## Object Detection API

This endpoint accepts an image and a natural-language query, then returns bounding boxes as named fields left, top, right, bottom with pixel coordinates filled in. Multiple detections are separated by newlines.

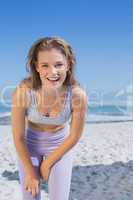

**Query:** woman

left=11, top=36, right=88, bottom=200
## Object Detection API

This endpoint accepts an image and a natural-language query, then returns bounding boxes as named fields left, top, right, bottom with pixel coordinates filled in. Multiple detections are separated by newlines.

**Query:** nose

left=49, top=65, right=58, bottom=74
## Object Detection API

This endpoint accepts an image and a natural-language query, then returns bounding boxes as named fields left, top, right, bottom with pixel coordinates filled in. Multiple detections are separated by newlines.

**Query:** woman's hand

left=40, top=160, right=51, bottom=182
left=24, top=171, right=40, bottom=198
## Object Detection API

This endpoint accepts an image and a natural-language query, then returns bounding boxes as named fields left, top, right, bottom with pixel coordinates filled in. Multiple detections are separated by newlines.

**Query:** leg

left=17, top=155, right=42, bottom=200
left=47, top=147, right=75, bottom=200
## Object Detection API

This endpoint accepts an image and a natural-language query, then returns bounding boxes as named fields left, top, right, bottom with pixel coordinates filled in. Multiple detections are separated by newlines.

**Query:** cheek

left=60, top=71, right=68, bottom=81
left=38, top=69, right=47, bottom=77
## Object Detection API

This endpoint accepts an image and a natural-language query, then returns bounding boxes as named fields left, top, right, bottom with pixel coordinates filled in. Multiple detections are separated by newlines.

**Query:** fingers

left=25, top=183, right=40, bottom=198
left=25, top=187, right=39, bottom=198
left=27, top=187, right=31, bottom=193
left=31, top=188, right=36, bottom=198
left=35, top=183, right=39, bottom=194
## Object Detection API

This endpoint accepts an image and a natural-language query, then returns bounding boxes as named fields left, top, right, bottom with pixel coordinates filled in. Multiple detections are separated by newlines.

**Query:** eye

left=55, top=63, right=63, bottom=68
left=42, top=64, right=48, bottom=68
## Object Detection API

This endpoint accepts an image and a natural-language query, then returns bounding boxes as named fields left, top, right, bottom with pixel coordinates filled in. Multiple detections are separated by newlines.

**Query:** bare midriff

left=26, top=119, right=67, bottom=134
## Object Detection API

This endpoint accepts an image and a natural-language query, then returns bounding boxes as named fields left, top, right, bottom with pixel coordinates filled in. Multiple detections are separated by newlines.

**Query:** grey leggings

left=17, top=124, right=75, bottom=200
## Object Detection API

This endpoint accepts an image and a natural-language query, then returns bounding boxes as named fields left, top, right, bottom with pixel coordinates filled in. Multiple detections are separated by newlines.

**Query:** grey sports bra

left=25, top=85, right=72, bottom=125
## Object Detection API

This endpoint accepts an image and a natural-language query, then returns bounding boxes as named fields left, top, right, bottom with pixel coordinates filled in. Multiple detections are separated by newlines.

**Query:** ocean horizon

left=1, top=102, right=133, bottom=125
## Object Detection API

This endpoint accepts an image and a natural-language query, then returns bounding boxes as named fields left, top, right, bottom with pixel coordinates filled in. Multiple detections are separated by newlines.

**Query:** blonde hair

left=22, top=36, right=80, bottom=90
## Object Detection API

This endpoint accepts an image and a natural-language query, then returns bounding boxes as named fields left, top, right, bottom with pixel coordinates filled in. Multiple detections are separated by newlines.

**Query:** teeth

left=47, top=77, right=59, bottom=80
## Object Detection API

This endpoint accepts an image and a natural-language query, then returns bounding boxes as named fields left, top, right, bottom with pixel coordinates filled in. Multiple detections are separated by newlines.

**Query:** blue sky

left=0, top=0, right=133, bottom=94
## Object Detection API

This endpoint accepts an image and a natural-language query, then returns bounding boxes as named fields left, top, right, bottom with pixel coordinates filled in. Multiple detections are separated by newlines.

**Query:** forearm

left=45, top=135, right=77, bottom=168
left=13, top=138, right=35, bottom=174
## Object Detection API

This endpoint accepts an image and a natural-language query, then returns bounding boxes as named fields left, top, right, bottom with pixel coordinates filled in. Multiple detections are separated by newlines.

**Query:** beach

left=0, top=121, right=133, bottom=200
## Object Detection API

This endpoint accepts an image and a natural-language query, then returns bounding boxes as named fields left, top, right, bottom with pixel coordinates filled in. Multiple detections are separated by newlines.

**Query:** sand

left=0, top=121, right=133, bottom=200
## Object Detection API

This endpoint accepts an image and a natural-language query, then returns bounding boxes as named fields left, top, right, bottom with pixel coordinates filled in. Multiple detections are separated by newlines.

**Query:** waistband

left=25, top=123, right=70, bottom=139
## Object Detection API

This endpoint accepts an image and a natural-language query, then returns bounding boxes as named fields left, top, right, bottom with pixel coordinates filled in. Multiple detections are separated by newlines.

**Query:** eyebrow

left=40, top=61, right=64, bottom=64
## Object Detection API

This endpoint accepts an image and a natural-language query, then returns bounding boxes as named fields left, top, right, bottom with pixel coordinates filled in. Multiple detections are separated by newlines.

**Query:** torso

left=26, top=119, right=67, bottom=133
left=25, top=85, right=72, bottom=134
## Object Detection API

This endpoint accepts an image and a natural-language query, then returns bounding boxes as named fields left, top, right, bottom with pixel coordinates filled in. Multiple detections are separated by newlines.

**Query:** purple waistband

left=25, top=124, right=70, bottom=140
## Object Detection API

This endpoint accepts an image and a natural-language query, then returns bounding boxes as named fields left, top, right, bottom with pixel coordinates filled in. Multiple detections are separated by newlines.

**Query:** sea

left=0, top=102, right=133, bottom=125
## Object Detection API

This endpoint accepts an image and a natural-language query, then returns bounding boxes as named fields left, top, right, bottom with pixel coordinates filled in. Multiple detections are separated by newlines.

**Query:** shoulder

left=71, top=85, right=88, bottom=112
left=71, top=85, right=87, bottom=97
left=12, top=81, right=30, bottom=98
left=19, top=77, right=32, bottom=90
left=13, top=78, right=32, bottom=95
left=12, top=79, right=32, bottom=108
left=71, top=85, right=88, bottom=102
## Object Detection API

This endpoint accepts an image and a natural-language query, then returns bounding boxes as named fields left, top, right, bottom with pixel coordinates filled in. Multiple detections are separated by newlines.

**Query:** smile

left=47, top=76, right=60, bottom=82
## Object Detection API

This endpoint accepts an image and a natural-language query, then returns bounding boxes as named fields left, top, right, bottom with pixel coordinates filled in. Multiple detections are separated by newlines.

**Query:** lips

left=47, top=76, right=60, bottom=82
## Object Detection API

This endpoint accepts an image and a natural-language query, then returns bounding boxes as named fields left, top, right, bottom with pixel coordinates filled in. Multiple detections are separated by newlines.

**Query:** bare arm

left=11, top=84, right=35, bottom=175
left=44, top=87, right=88, bottom=168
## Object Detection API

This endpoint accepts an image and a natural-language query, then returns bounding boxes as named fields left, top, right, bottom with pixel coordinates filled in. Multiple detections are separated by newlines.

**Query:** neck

left=40, top=85, right=66, bottom=97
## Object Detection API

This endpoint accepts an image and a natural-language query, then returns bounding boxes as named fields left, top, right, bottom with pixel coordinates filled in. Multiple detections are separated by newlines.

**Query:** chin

left=42, top=81, right=63, bottom=89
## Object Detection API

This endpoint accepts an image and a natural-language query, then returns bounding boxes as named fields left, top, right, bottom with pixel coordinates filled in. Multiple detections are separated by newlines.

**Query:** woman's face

left=36, top=48, right=69, bottom=89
